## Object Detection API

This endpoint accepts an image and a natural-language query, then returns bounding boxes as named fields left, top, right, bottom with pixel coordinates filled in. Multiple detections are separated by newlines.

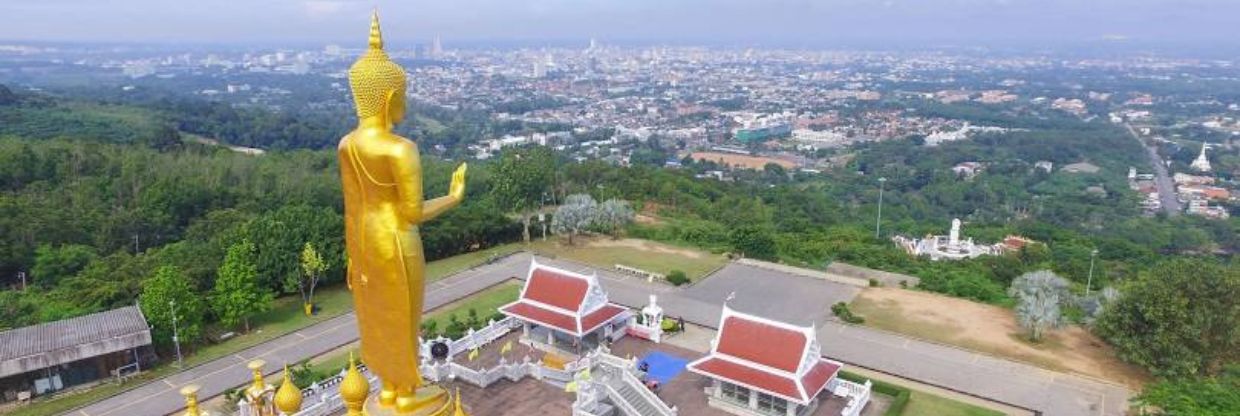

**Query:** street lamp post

left=875, top=177, right=887, bottom=239
left=169, top=300, right=183, bottom=368
left=1086, top=249, right=1099, bottom=296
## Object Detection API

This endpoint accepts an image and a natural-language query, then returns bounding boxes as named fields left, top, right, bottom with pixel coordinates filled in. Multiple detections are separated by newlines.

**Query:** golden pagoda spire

left=245, top=359, right=268, bottom=399
left=368, top=10, right=383, bottom=50
left=180, top=384, right=203, bottom=416
left=339, top=352, right=369, bottom=416
left=452, top=387, right=469, bottom=416
left=274, top=365, right=303, bottom=415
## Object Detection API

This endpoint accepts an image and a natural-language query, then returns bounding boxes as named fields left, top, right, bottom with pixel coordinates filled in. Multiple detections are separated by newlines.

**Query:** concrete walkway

left=71, top=253, right=1130, bottom=416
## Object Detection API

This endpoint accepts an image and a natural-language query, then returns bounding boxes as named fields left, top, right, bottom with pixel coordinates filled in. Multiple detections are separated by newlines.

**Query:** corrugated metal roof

left=0, top=305, right=151, bottom=377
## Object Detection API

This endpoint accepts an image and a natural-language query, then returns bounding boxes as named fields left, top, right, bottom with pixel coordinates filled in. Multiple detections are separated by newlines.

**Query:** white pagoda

left=1190, top=143, right=1212, bottom=172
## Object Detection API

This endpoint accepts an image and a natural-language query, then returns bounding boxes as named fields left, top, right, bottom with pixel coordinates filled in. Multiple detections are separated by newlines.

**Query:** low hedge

left=838, top=371, right=911, bottom=416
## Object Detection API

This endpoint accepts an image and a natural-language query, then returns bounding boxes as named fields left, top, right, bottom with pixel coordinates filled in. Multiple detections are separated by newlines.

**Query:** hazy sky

left=1, top=0, right=1237, bottom=48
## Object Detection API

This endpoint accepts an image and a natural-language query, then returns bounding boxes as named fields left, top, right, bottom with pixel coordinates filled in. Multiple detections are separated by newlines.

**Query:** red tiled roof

left=581, top=304, right=627, bottom=335
left=717, top=316, right=806, bottom=373
left=688, top=308, right=843, bottom=405
left=689, top=357, right=803, bottom=403
left=501, top=301, right=578, bottom=334
left=800, top=360, right=841, bottom=401
left=524, top=267, right=589, bottom=312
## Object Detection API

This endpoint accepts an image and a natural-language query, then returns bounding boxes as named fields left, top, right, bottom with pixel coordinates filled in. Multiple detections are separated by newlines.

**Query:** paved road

left=75, top=253, right=1129, bottom=416
left=1127, top=123, right=1181, bottom=215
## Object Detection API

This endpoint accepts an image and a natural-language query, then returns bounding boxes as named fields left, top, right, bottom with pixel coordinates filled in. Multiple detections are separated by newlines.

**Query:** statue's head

left=349, top=12, right=407, bottom=125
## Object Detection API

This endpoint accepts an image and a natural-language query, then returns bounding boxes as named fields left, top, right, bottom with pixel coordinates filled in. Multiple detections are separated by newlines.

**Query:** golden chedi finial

left=180, top=384, right=203, bottom=416
left=453, top=387, right=469, bottom=416
left=340, top=352, right=369, bottom=416
left=349, top=9, right=407, bottom=120
left=245, top=359, right=268, bottom=399
left=274, top=365, right=303, bottom=415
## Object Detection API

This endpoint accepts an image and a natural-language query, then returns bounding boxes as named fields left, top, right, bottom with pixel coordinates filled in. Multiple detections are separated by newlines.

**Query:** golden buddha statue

left=338, top=11, right=467, bottom=415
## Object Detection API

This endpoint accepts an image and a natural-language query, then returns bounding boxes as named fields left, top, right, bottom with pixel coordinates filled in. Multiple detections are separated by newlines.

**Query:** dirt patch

left=851, top=287, right=1149, bottom=389
left=689, top=151, right=797, bottom=170
left=586, top=237, right=705, bottom=259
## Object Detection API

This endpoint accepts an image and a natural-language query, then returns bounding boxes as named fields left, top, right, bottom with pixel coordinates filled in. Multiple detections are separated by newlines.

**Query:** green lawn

left=426, top=243, right=523, bottom=282
left=9, top=244, right=522, bottom=416
left=422, top=281, right=521, bottom=335
left=902, top=391, right=1005, bottom=416
left=529, top=237, right=726, bottom=281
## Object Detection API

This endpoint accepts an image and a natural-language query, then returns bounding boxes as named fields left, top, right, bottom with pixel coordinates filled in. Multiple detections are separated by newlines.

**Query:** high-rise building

left=431, top=35, right=443, bottom=57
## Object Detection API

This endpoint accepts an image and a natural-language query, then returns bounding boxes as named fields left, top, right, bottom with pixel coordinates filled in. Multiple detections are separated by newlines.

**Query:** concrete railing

left=827, top=378, right=873, bottom=416
left=614, top=264, right=665, bottom=282
left=420, top=316, right=518, bottom=359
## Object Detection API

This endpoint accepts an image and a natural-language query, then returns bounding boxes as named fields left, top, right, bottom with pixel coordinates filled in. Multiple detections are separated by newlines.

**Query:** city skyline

left=1, top=0, right=1237, bottom=49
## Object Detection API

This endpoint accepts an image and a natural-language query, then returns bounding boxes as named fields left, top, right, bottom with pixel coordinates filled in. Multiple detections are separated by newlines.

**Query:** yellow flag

left=564, top=381, right=578, bottom=393
left=468, top=347, right=479, bottom=362
left=500, top=340, right=513, bottom=355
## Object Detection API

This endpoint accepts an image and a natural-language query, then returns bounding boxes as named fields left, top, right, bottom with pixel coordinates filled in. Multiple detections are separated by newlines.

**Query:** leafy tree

left=596, top=198, right=635, bottom=238
left=211, top=240, right=272, bottom=332
left=1133, top=365, right=1240, bottom=416
left=296, top=242, right=327, bottom=316
left=142, top=124, right=183, bottom=152
left=246, top=205, right=344, bottom=295
left=139, top=265, right=205, bottom=347
left=1009, top=270, right=1069, bottom=342
left=551, top=194, right=598, bottom=245
left=729, top=225, right=777, bottom=260
left=30, top=244, right=97, bottom=288
left=1096, top=259, right=1240, bottom=378
left=490, top=147, right=554, bottom=243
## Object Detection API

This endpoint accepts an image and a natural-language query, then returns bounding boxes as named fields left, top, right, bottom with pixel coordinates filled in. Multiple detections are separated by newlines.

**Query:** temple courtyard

left=446, top=329, right=890, bottom=416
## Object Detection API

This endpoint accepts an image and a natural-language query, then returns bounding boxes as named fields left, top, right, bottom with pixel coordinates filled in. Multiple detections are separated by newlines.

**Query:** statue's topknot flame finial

left=348, top=9, right=406, bottom=119
left=368, top=10, right=383, bottom=50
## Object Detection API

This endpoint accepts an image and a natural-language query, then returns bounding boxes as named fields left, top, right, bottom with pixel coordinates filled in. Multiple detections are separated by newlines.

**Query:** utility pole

left=875, top=177, right=887, bottom=239
left=169, top=300, right=183, bottom=368
left=1086, top=249, right=1098, bottom=296
left=18, top=271, right=26, bottom=291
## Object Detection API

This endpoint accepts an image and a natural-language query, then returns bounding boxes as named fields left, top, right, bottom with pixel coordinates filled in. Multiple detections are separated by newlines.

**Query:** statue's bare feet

left=379, top=382, right=397, bottom=407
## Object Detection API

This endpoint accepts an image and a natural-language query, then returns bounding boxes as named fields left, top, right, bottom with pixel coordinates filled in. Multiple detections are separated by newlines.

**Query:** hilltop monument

left=337, top=11, right=468, bottom=415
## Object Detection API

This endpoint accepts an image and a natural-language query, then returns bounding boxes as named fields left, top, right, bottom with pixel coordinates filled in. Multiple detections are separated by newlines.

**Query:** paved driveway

left=680, top=263, right=861, bottom=326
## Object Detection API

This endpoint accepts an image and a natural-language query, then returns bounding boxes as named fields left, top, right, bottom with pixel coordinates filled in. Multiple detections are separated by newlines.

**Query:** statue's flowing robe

left=338, top=133, right=425, bottom=389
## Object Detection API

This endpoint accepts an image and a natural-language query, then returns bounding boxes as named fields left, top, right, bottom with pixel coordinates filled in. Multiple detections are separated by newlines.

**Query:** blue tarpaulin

left=639, top=351, right=688, bottom=385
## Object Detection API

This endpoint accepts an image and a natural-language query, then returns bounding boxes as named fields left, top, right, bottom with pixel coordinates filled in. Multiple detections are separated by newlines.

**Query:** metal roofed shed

left=0, top=305, right=152, bottom=404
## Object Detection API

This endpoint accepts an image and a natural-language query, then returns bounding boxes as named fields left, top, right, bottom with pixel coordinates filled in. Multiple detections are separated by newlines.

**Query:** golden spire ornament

left=339, top=352, right=369, bottom=416
left=180, top=384, right=205, bottom=416
left=274, top=365, right=303, bottom=415
left=245, top=359, right=269, bottom=399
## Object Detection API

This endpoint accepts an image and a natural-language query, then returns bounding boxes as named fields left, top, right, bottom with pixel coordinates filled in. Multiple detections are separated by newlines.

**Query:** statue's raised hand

left=449, top=163, right=467, bottom=200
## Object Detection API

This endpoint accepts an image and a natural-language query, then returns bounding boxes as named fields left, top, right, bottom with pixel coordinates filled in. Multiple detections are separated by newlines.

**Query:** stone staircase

left=609, top=376, right=660, bottom=416
left=595, top=357, right=676, bottom=416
